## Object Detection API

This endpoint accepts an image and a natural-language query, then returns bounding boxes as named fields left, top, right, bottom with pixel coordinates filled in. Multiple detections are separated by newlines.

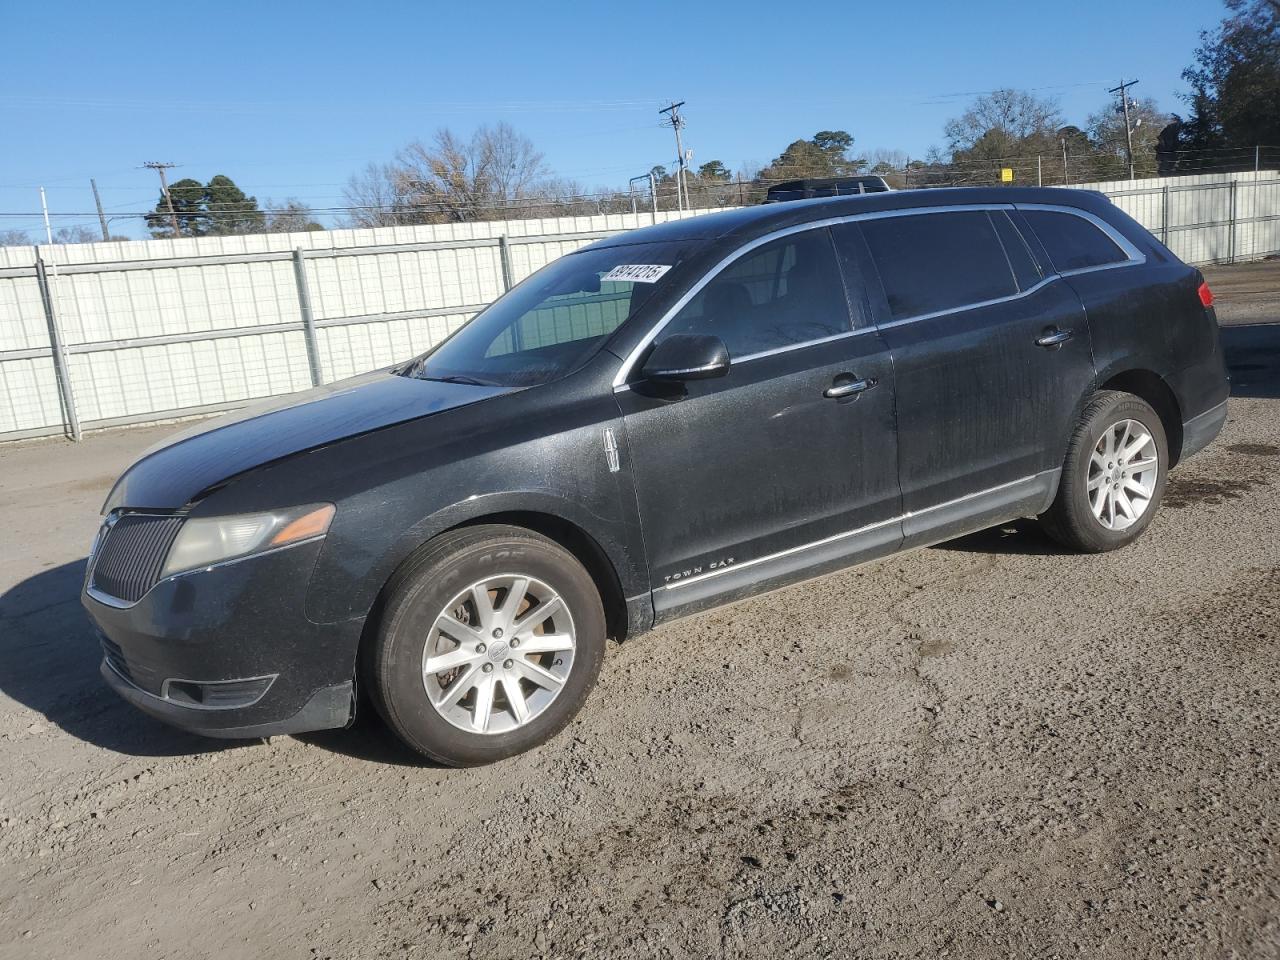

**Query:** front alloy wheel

left=369, top=524, right=605, bottom=766
left=423, top=574, right=576, bottom=734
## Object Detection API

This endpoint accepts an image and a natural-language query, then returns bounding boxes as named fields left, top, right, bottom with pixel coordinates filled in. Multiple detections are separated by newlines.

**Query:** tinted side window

left=858, top=211, right=1017, bottom=320
left=990, top=210, right=1043, bottom=291
left=1020, top=210, right=1128, bottom=272
left=661, top=228, right=850, bottom=358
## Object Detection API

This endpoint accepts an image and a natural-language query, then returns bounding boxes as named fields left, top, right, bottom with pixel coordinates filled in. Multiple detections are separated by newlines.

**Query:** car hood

left=104, top=370, right=514, bottom=511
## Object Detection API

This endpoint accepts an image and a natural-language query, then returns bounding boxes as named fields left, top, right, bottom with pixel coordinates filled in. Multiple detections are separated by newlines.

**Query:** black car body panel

left=104, top=370, right=514, bottom=510
left=83, top=187, right=1229, bottom=739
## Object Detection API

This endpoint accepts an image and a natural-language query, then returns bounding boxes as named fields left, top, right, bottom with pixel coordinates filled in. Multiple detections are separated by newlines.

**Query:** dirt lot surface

left=2, top=264, right=1279, bottom=960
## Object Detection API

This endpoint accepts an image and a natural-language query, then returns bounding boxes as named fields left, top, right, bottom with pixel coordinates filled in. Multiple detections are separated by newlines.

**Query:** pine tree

left=145, top=175, right=265, bottom=238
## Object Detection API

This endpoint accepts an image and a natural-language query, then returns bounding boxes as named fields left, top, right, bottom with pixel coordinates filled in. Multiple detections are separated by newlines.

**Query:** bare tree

left=341, top=162, right=416, bottom=228
left=945, top=89, right=1065, bottom=157
left=394, top=123, right=552, bottom=223
left=864, top=148, right=911, bottom=187
left=51, top=226, right=101, bottom=244
left=264, top=199, right=324, bottom=233
left=0, top=229, right=34, bottom=246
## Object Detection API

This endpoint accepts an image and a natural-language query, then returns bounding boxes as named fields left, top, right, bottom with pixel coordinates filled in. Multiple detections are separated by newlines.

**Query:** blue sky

left=1, top=0, right=1226, bottom=239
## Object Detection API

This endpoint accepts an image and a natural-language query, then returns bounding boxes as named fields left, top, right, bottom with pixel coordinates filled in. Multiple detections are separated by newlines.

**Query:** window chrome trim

left=612, top=201, right=1145, bottom=389
left=658, top=469, right=1057, bottom=592
left=873, top=275, right=1058, bottom=331
left=730, top=325, right=881, bottom=365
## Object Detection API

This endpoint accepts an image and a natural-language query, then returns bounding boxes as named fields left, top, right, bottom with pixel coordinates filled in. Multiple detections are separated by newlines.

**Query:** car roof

left=587, top=186, right=1111, bottom=252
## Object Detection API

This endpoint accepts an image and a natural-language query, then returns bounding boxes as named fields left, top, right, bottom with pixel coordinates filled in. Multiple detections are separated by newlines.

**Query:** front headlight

left=160, top=503, right=335, bottom=579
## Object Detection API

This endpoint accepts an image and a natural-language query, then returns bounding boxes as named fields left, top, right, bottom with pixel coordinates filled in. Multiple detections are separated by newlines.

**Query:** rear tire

left=368, top=524, right=605, bottom=766
left=1040, top=390, right=1168, bottom=553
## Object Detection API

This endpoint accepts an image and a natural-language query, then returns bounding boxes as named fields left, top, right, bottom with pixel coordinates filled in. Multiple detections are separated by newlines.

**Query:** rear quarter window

left=1020, top=209, right=1129, bottom=272
left=854, top=211, right=1018, bottom=320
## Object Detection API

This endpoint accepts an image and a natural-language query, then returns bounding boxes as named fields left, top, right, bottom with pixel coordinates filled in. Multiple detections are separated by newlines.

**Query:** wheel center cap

left=487, top=640, right=511, bottom=663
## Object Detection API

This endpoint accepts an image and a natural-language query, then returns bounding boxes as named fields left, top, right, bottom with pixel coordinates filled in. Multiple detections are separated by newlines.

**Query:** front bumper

left=82, top=537, right=362, bottom=738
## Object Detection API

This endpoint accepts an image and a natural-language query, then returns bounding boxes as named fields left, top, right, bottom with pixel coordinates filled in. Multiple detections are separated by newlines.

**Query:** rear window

left=855, top=211, right=1018, bottom=321
left=1020, top=210, right=1129, bottom=272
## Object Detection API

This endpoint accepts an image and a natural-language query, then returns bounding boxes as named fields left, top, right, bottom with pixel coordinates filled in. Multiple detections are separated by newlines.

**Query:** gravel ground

left=1, top=267, right=1278, bottom=960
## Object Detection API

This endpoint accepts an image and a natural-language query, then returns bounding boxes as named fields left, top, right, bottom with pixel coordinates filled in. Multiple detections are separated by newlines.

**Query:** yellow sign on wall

left=1000, top=167, right=1014, bottom=183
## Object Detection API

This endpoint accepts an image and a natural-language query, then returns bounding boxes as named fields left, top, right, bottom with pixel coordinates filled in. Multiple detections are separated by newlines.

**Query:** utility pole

left=1109, top=78, right=1140, bottom=181
left=89, top=178, right=109, bottom=241
left=143, top=161, right=181, bottom=236
left=659, top=101, right=688, bottom=212
left=38, top=186, right=81, bottom=440
left=1061, top=138, right=1070, bottom=184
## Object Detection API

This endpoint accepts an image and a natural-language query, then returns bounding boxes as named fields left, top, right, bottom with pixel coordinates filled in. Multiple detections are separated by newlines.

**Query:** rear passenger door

left=832, top=208, right=1093, bottom=543
left=1015, top=206, right=1170, bottom=376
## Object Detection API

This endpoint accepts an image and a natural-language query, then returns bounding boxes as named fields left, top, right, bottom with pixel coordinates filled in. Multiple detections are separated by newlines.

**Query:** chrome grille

left=90, top=514, right=184, bottom=603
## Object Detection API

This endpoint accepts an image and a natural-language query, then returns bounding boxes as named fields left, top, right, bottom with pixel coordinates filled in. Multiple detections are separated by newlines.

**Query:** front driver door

left=613, top=226, right=902, bottom=619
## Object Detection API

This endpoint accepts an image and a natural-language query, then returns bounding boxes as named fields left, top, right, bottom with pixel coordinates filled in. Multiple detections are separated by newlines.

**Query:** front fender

left=350, top=489, right=649, bottom=625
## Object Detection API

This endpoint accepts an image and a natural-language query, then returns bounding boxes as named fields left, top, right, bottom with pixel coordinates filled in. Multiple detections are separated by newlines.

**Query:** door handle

left=824, top=376, right=877, bottom=399
left=1036, top=328, right=1074, bottom=348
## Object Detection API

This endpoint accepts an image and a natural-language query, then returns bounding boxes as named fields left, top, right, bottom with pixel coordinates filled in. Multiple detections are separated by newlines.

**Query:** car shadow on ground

left=1221, top=323, right=1280, bottom=399
left=934, top=518, right=1063, bottom=556
left=296, top=712, right=434, bottom=767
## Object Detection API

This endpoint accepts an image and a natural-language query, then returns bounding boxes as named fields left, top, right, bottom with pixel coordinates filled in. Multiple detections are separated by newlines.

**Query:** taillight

left=1198, top=281, right=1214, bottom=308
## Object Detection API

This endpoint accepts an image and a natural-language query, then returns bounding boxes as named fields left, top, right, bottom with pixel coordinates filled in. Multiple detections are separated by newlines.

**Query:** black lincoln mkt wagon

left=83, top=187, right=1229, bottom=765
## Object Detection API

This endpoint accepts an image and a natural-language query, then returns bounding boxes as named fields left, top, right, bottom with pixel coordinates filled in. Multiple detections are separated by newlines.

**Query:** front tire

left=369, top=524, right=605, bottom=766
left=1040, top=390, right=1168, bottom=553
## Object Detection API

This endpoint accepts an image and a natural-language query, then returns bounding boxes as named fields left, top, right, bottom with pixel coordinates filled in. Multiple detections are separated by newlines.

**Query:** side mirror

left=640, top=334, right=731, bottom=382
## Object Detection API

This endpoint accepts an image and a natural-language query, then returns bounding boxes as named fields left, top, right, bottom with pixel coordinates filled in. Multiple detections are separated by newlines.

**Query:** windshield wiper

left=417, top=374, right=491, bottom=386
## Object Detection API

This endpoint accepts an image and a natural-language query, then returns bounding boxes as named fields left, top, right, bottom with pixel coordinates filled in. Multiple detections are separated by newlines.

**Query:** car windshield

left=402, top=240, right=694, bottom=387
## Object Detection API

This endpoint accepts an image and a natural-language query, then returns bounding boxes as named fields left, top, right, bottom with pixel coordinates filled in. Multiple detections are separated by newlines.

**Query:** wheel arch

left=1095, top=367, right=1184, bottom=466
left=359, top=495, right=641, bottom=665
left=453, top=510, right=631, bottom=642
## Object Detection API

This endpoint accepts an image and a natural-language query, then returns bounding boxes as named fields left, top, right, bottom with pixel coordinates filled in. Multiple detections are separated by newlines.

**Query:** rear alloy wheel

left=1086, top=418, right=1159, bottom=532
left=369, top=525, right=605, bottom=765
left=1040, top=390, right=1169, bottom=553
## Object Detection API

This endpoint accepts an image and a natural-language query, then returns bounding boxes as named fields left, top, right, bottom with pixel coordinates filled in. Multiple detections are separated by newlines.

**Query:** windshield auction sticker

left=601, top=264, right=672, bottom=283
